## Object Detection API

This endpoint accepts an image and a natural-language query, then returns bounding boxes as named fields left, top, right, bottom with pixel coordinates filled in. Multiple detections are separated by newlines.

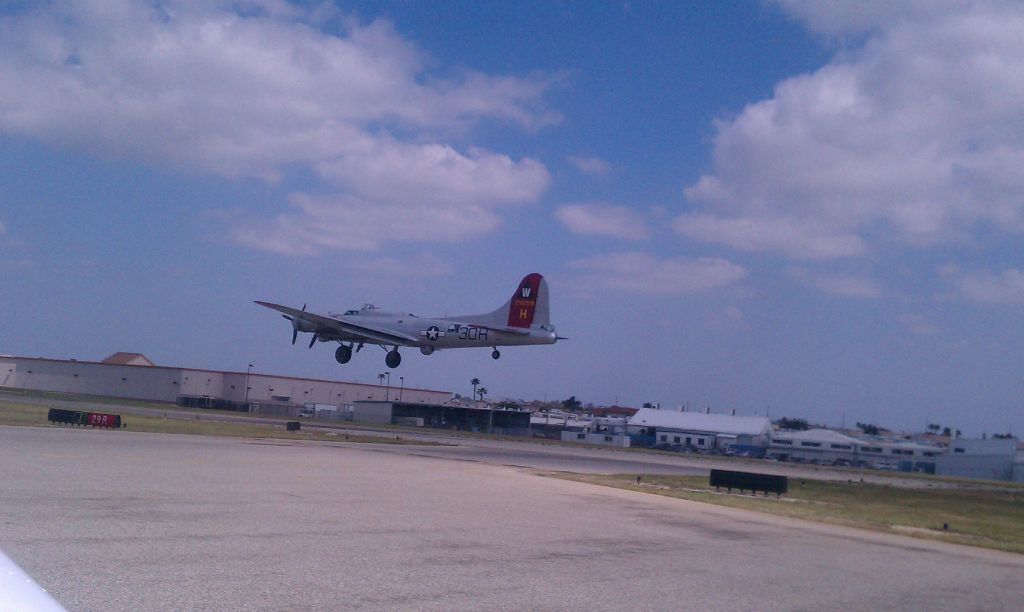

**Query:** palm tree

left=471, top=378, right=480, bottom=401
left=477, top=387, right=488, bottom=401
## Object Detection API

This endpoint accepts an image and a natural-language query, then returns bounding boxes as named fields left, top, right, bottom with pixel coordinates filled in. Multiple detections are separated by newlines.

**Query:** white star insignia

left=420, top=326, right=445, bottom=341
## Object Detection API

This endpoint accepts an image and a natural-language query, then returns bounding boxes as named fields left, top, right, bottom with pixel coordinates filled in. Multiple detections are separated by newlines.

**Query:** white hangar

left=627, top=408, right=772, bottom=451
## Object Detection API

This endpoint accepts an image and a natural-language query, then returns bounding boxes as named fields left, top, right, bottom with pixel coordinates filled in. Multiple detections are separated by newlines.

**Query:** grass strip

left=0, top=401, right=437, bottom=445
left=548, top=472, right=1024, bottom=555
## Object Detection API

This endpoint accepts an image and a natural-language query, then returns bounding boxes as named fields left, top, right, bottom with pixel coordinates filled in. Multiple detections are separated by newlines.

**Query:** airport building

left=934, top=438, right=1023, bottom=482
left=768, top=429, right=943, bottom=472
left=559, top=430, right=631, bottom=447
left=529, top=411, right=597, bottom=439
left=0, top=354, right=452, bottom=413
left=354, top=400, right=531, bottom=436
left=626, top=408, right=772, bottom=452
left=767, top=429, right=863, bottom=464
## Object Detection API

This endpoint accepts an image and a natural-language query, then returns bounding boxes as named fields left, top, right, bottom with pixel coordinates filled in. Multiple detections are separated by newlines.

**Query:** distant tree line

left=856, top=422, right=881, bottom=435
left=926, top=423, right=961, bottom=438
left=775, top=417, right=810, bottom=431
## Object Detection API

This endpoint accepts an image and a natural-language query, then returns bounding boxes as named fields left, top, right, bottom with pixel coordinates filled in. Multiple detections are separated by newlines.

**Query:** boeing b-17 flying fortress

left=257, top=273, right=566, bottom=369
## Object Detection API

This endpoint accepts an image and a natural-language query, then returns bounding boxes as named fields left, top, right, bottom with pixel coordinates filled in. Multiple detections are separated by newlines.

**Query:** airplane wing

left=0, top=549, right=67, bottom=611
left=254, top=301, right=419, bottom=345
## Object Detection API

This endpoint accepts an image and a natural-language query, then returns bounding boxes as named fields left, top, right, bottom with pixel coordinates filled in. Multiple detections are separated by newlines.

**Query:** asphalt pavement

left=1, top=426, right=1021, bottom=611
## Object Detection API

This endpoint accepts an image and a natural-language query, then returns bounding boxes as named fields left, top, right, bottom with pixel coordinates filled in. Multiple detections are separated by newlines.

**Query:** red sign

left=85, top=412, right=122, bottom=428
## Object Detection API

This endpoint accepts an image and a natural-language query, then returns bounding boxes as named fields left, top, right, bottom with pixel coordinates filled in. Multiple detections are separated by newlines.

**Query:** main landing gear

left=491, top=349, right=501, bottom=360
left=335, top=342, right=401, bottom=368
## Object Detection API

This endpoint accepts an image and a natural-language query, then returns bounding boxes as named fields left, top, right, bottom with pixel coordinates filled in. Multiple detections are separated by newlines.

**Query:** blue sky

left=2, top=1, right=1024, bottom=436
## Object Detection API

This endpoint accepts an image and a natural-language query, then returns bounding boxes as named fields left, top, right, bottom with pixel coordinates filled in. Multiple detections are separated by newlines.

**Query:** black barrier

left=48, top=408, right=85, bottom=425
left=47, top=408, right=123, bottom=429
left=710, top=469, right=787, bottom=497
left=286, top=421, right=301, bottom=432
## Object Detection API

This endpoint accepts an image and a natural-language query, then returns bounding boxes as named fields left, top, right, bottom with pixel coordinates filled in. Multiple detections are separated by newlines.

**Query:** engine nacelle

left=293, top=318, right=318, bottom=333
left=420, top=346, right=435, bottom=356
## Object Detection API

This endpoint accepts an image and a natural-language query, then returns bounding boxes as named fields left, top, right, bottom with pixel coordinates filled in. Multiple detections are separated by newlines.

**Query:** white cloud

left=230, top=192, right=506, bottom=255
left=231, top=141, right=549, bottom=254
left=315, top=140, right=549, bottom=207
left=567, top=155, right=612, bottom=176
left=789, top=267, right=884, bottom=299
left=556, top=203, right=649, bottom=240
left=0, top=2, right=557, bottom=179
left=566, top=252, right=747, bottom=295
left=942, top=265, right=1024, bottom=304
left=772, top=0, right=969, bottom=38
left=678, top=2, right=1024, bottom=259
left=0, top=1, right=557, bottom=254
left=705, top=305, right=746, bottom=328
left=674, top=214, right=865, bottom=260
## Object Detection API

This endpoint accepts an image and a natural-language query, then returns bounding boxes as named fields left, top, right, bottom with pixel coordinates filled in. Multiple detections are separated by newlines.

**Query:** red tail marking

left=507, top=273, right=542, bottom=328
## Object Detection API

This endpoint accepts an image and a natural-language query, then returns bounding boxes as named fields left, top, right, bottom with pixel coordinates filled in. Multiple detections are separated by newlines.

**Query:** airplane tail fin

left=453, top=273, right=551, bottom=329
left=503, top=272, right=549, bottom=328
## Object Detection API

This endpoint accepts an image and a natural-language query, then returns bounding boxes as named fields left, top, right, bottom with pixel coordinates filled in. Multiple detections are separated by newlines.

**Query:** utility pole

left=245, top=363, right=253, bottom=413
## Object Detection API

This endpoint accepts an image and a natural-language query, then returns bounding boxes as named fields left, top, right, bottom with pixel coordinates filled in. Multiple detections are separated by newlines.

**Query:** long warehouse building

left=0, top=354, right=452, bottom=409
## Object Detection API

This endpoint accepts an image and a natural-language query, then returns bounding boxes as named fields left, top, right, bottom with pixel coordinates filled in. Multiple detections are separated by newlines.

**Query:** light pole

left=245, top=363, right=253, bottom=413
left=399, top=376, right=404, bottom=401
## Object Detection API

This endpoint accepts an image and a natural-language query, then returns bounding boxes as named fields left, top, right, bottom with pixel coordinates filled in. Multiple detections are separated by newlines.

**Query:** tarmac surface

left=2, top=425, right=1022, bottom=611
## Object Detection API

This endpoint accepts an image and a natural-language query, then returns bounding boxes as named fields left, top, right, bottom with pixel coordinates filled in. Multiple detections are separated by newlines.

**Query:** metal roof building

left=0, top=354, right=451, bottom=414
left=773, top=428, right=862, bottom=444
left=768, top=428, right=864, bottom=465
left=627, top=408, right=772, bottom=450
left=101, top=352, right=155, bottom=366
left=769, top=428, right=943, bottom=471
left=628, top=408, right=772, bottom=436
left=935, top=438, right=1021, bottom=481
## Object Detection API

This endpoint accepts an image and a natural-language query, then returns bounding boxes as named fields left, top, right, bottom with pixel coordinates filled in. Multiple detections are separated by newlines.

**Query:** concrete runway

left=1, top=426, right=1022, bottom=611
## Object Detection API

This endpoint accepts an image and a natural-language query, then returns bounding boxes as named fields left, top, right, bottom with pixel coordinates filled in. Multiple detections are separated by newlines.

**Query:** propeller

left=308, top=333, right=318, bottom=349
left=280, top=304, right=307, bottom=345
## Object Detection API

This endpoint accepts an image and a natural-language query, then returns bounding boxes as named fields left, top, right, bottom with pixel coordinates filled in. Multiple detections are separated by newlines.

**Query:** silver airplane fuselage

left=324, top=307, right=558, bottom=350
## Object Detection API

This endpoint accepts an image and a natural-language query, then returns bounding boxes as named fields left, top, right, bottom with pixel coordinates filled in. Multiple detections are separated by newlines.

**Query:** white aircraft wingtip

left=0, top=550, right=67, bottom=612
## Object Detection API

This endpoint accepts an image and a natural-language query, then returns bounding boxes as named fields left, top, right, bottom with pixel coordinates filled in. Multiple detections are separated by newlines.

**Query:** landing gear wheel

left=491, top=349, right=501, bottom=360
left=385, top=349, right=402, bottom=369
left=335, top=345, right=352, bottom=364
